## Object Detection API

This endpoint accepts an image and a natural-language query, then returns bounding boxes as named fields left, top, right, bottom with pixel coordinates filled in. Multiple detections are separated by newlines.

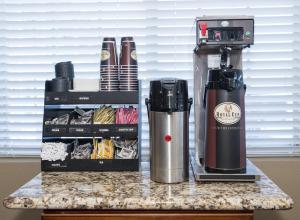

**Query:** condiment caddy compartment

left=42, top=159, right=139, bottom=172
left=45, top=91, right=138, bottom=105
left=41, top=86, right=141, bottom=172
left=41, top=138, right=139, bottom=171
left=43, top=105, right=138, bottom=138
left=43, top=124, right=138, bottom=138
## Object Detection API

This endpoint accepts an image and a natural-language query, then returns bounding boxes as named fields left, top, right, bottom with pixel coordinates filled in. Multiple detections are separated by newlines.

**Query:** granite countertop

left=3, top=162, right=293, bottom=210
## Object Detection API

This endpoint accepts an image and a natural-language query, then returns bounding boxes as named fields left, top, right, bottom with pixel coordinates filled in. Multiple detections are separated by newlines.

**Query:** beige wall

left=0, top=158, right=41, bottom=220
left=251, top=158, right=300, bottom=220
left=1, top=157, right=299, bottom=220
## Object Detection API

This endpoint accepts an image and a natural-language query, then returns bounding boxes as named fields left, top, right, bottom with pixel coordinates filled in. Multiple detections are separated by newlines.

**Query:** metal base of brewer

left=191, top=156, right=260, bottom=182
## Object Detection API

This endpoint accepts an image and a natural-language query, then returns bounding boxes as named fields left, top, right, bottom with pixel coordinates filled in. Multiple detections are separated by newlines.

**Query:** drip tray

left=191, top=157, right=261, bottom=182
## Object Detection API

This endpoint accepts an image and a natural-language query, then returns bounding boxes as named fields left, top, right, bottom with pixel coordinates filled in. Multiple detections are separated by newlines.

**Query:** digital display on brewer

left=207, top=27, right=244, bottom=42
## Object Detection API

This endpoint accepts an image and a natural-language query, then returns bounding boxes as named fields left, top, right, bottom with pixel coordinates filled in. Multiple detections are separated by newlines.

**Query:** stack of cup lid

left=46, top=61, right=74, bottom=92
left=100, top=37, right=119, bottom=91
left=55, top=61, right=74, bottom=80
left=119, top=37, right=138, bottom=91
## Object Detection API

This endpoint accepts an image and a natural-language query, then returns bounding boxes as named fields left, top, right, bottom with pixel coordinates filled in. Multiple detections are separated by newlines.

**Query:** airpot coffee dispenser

left=193, top=16, right=254, bottom=175
left=204, top=47, right=246, bottom=173
left=145, top=79, right=193, bottom=183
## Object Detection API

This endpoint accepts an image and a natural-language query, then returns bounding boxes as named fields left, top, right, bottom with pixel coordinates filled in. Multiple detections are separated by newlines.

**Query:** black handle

left=188, top=98, right=193, bottom=117
left=203, top=85, right=208, bottom=108
left=145, top=98, right=150, bottom=119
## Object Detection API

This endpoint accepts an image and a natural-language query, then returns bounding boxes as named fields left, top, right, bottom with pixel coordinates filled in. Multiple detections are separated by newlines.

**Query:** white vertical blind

left=0, top=0, right=299, bottom=157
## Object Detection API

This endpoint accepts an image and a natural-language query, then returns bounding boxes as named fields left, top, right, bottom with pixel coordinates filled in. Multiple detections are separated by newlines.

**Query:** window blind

left=0, top=0, right=299, bottom=157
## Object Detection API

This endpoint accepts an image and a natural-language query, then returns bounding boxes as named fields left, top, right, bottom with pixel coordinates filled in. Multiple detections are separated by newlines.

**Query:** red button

left=164, top=134, right=172, bottom=142
left=199, top=22, right=207, bottom=36
left=214, top=31, right=221, bottom=41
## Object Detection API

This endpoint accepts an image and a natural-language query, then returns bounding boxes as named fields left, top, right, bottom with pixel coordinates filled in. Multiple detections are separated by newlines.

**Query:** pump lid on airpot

left=207, top=68, right=244, bottom=91
left=149, top=78, right=189, bottom=112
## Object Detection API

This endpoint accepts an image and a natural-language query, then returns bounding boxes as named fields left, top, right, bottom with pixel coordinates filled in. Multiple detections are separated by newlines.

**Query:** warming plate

left=191, top=156, right=260, bottom=182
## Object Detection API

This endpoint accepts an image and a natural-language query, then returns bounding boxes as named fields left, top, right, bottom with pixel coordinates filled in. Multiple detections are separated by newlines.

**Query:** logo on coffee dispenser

left=214, top=102, right=241, bottom=125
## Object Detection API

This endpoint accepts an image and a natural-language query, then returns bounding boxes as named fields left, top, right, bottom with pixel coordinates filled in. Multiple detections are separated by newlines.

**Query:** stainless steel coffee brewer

left=145, top=79, right=193, bottom=183
left=193, top=16, right=254, bottom=173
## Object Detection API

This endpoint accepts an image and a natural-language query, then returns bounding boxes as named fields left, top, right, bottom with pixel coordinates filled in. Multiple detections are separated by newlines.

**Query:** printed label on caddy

left=98, top=128, right=109, bottom=132
left=51, top=163, right=66, bottom=168
left=78, top=96, right=90, bottom=101
left=51, top=128, right=60, bottom=132
left=74, top=128, right=84, bottom=132
left=214, top=102, right=241, bottom=125
left=117, top=127, right=135, bottom=132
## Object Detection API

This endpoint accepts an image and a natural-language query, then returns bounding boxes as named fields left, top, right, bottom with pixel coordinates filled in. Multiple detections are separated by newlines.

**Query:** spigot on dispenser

left=220, top=46, right=232, bottom=70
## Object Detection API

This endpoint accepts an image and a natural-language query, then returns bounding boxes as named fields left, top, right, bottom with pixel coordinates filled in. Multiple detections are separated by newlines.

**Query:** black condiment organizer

left=41, top=84, right=141, bottom=172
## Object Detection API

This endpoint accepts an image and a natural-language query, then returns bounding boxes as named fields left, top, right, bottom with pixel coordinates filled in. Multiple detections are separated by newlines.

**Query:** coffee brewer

left=193, top=16, right=254, bottom=174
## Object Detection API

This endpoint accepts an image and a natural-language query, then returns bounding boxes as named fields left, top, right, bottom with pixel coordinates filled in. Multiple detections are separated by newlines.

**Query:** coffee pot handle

left=203, top=85, right=208, bottom=108
left=188, top=98, right=193, bottom=116
left=145, top=98, right=150, bottom=119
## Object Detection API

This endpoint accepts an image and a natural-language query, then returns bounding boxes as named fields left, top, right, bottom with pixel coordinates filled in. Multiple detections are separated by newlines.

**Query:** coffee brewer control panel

left=196, top=17, right=254, bottom=46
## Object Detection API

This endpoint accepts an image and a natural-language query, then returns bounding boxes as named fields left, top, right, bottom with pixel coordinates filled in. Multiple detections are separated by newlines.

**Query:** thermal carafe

left=145, top=78, right=192, bottom=183
left=204, top=67, right=246, bottom=173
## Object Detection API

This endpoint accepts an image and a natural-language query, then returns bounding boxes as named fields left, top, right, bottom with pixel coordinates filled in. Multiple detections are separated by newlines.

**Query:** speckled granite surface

left=3, top=162, right=293, bottom=210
